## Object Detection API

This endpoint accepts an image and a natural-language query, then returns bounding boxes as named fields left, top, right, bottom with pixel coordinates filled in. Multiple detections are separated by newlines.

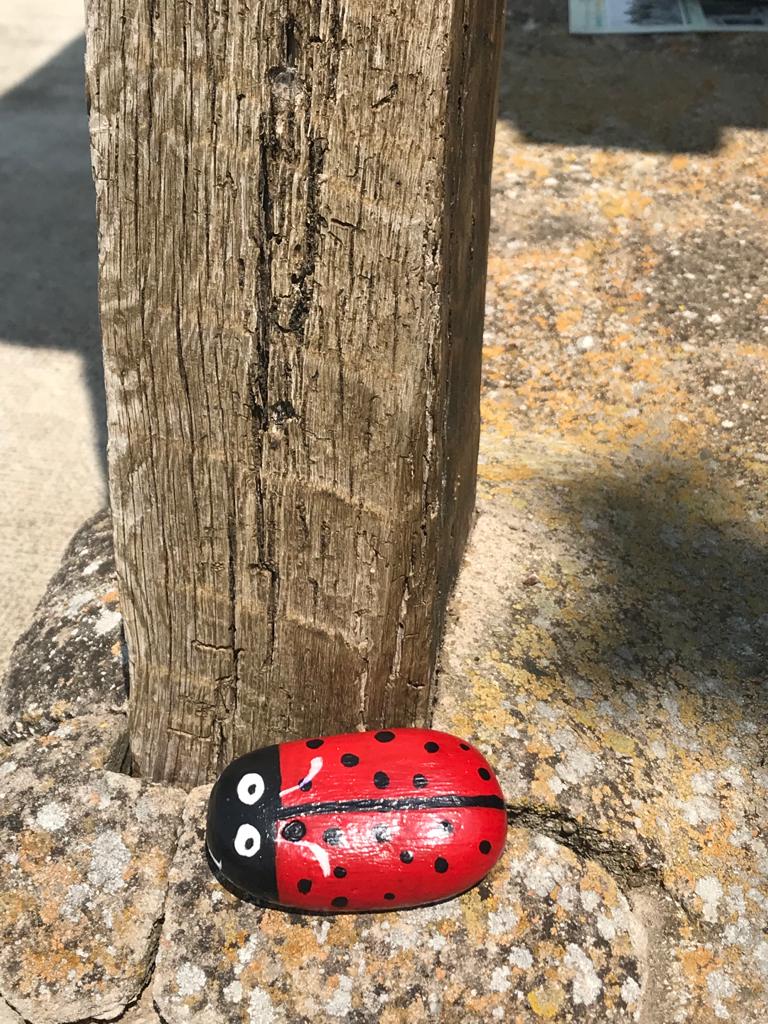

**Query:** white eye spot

left=237, top=772, right=265, bottom=805
left=234, top=824, right=261, bottom=857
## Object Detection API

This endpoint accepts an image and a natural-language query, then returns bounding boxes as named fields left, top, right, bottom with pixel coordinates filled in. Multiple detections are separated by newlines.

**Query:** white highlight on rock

left=237, top=772, right=265, bottom=805
left=235, top=823, right=261, bottom=857
left=579, top=889, right=600, bottom=914
left=325, top=976, right=354, bottom=1018
left=526, top=839, right=569, bottom=897
left=248, top=986, right=276, bottom=1024
left=490, top=966, right=511, bottom=993
left=94, top=607, right=122, bottom=636
left=556, top=746, right=597, bottom=785
left=223, top=980, right=243, bottom=1004
left=488, top=904, right=520, bottom=936
left=564, top=944, right=602, bottom=1006
left=87, top=831, right=131, bottom=893
left=621, top=976, right=641, bottom=1007
left=597, top=912, right=617, bottom=940
left=751, top=940, right=768, bottom=985
left=61, top=883, right=90, bottom=923
left=35, top=801, right=69, bottom=831
left=65, top=590, right=96, bottom=617
left=279, top=756, right=323, bottom=797
left=508, top=946, right=534, bottom=970
left=696, top=876, right=724, bottom=923
left=236, top=935, right=259, bottom=974
left=707, top=968, right=736, bottom=1019
left=176, top=963, right=206, bottom=997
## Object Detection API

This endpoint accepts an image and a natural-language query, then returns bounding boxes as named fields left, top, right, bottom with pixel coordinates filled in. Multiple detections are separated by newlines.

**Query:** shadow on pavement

left=0, top=34, right=106, bottom=476
left=501, top=0, right=768, bottom=153
left=551, top=461, right=768, bottom=701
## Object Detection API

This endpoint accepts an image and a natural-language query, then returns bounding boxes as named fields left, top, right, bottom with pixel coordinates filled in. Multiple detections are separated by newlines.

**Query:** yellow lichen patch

left=601, top=730, right=637, bottom=758
left=528, top=984, right=565, bottom=1019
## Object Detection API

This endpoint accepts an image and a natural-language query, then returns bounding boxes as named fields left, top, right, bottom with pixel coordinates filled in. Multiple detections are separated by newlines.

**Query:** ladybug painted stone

left=205, top=728, right=507, bottom=912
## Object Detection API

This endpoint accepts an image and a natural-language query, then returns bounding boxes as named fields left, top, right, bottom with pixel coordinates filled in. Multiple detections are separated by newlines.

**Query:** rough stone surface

left=0, top=997, right=23, bottom=1024
left=2, top=6, right=767, bottom=1024
left=0, top=715, right=184, bottom=1024
left=0, top=509, right=127, bottom=744
left=118, top=986, right=163, bottom=1024
left=154, top=788, right=644, bottom=1023
left=430, top=6, right=768, bottom=1021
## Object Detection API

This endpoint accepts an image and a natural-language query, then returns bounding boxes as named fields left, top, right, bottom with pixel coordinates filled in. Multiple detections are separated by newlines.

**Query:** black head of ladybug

left=206, top=745, right=281, bottom=902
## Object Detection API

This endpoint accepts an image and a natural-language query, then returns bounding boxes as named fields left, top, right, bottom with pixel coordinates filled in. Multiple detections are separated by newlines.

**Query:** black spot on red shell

left=297, top=878, right=312, bottom=894
left=374, top=730, right=395, bottom=743
left=479, top=840, right=492, bottom=854
left=331, top=896, right=348, bottom=908
left=424, top=741, right=439, bottom=753
left=384, top=892, right=396, bottom=900
left=400, top=850, right=414, bottom=864
left=374, top=771, right=390, bottom=789
left=334, top=866, right=347, bottom=878
left=441, top=820, right=453, bottom=833
left=282, top=820, right=306, bottom=842
left=413, top=773, right=428, bottom=788
left=323, top=828, right=342, bottom=846
left=460, top=743, right=470, bottom=750
left=300, top=780, right=312, bottom=792
left=341, top=753, right=359, bottom=767
left=306, top=738, right=324, bottom=749
left=435, top=857, right=449, bottom=873
left=478, top=767, right=491, bottom=781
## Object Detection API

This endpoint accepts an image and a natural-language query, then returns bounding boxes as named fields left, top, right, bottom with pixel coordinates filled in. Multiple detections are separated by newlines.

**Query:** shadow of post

left=0, top=34, right=106, bottom=477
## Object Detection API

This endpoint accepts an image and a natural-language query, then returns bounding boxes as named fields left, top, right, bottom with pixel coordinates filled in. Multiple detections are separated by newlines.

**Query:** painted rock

left=205, top=728, right=507, bottom=912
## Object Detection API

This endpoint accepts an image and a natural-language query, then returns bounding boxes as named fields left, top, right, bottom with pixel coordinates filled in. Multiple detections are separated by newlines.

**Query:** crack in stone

left=506, top=802, right=695, bottom=924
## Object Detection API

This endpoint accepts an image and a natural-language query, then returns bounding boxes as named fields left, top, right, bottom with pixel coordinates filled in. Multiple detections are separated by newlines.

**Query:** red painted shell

left=206, top=728, right=507, bottom=912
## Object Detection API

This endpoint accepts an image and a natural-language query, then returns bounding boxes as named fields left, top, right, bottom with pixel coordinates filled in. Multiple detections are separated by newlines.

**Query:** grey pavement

left=0, top=1, right=106, bottom=675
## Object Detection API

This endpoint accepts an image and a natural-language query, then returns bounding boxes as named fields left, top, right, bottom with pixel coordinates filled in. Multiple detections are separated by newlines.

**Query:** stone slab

left=0, top=715, right=184, bottom=1023
left=428, top=13, right=768, bottom=1017
left=154, top=787, right=644, bottom=1024
left=0, top=509, right=127, bottom=744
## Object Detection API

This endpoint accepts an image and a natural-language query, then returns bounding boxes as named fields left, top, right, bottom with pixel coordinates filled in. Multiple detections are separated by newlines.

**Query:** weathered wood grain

left=85, top=0, right=504, bottom=786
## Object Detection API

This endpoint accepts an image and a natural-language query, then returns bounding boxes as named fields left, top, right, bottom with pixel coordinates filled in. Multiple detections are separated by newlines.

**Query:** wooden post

left=85, top=0, right=504, bottom=786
